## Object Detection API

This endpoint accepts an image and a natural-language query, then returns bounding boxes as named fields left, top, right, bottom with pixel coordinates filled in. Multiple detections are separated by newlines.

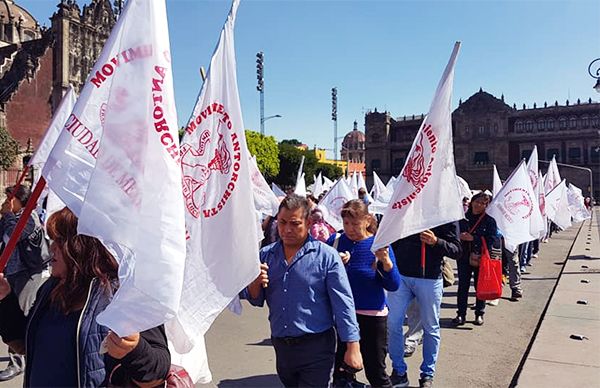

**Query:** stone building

left=341, top=120, right=366, bottom=175
left=365, top=89, right=600, bottom=200
left=0, top=0, right=117, bottom=191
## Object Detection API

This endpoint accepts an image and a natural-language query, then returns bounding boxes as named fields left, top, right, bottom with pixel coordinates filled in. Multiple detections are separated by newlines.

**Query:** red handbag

left=476, top=237, right=503, bottom=300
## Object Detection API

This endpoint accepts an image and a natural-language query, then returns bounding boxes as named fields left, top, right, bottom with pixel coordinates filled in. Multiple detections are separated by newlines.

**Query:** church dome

left=342, top=121, right=366, bottom=151
left=0, top=0, right=40, bottom=44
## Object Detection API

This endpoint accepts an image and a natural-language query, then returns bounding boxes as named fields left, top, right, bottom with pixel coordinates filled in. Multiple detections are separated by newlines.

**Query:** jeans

left=404, top=299, right=423, bottom=347
left=388, top=275, right=443, bottom=379
left=457, top=259, right=486, bottom=317
left=506, top=248, right=522, bottom=293
left=335, top=314, right=392, bottom=388
left=519, top=241, right=533, bottom=267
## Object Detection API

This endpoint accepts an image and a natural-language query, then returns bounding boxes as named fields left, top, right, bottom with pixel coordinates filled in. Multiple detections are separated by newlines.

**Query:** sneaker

left=452, top=315, right=465, bottom=326
left=474, top=315, right=484, bottom=326
left=487, top=299, right=499, bottom=306
left=404, top=343, right=416, bottom=357
left=520, top=266, right=529, bottom=274
left=0, top=356, right=24, bottom=382
left=334, top=377, right=368, bottom=388
left=390, top=370, right=409, bottom=388
left=511, top=290, right=523, bottom=301
left=532, top=253, right=539, bottom=259
left=419, top=375, right=434, bottom=388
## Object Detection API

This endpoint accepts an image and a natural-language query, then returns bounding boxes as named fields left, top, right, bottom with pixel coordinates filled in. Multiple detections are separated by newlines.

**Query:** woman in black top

left=453, top=192, right=498, bottom=326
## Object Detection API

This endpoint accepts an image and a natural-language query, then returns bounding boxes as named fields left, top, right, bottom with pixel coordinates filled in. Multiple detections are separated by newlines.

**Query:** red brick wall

left=5, top=48, right=53, bottom=149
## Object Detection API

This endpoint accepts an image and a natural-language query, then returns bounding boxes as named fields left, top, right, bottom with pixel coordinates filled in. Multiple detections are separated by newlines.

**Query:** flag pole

left=6, top=165, right=30, bottom=201
left=0, top=177, right=46, bottom=272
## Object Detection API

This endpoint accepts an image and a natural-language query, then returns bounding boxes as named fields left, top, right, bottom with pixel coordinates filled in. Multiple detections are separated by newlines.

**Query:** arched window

left=515, top=121, right=523, bottom=132
left=547, top=118, right=555, bottom=130
left=559, top=117, right=567, bottom=129
left=569, top=117, right=577, bottom=129
left=580, top=115, right=589, bottom=127
left=526, top=120, right=534, bottom=131
left=537, top=120, right=545, bottom=131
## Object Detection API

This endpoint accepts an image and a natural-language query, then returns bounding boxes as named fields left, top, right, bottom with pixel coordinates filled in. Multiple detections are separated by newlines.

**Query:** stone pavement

left=516, top=209, right=600, bottom=386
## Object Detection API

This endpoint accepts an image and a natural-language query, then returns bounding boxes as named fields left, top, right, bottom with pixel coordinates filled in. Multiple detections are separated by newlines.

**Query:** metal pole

left=256, top=52, right=265, bottom=135
left=260, top=89, right=265, bottom=135
left=332, top=87, right=338, bottom=163
left=539, top=159, right=594, bottom=200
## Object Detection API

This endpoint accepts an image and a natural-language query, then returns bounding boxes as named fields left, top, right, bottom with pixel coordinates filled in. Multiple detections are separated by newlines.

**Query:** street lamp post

left=588, top=58, right=600, bottom=93
left=261, top=114, right=282, bottom=134
left=539, top=159, right=594, bottom=201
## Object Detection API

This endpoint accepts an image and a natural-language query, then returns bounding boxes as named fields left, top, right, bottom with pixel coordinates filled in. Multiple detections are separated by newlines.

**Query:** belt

left=273, top=327, right=334, bottom=346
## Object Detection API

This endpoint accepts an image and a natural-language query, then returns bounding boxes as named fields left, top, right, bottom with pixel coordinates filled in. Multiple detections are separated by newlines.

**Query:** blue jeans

left=388, top=275, right=443, bottom=379
left=519, top=241, right=533, bottom=267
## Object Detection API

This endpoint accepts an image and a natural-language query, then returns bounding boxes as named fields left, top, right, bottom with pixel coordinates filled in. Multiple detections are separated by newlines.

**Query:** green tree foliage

left=279, top=139, right=302, bottom=146
left=0, top=127, right=18, bottom=170
left=275, top=141, right=343, bottom=187
left=245, top=130, right=280, bottom=179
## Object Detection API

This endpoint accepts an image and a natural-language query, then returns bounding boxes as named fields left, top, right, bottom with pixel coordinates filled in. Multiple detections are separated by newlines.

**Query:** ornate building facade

left=341, top=121, right=366, bottom=175
left=365, top=89, right=600, bottom=200
left=0, top=0, right=117, bottom=191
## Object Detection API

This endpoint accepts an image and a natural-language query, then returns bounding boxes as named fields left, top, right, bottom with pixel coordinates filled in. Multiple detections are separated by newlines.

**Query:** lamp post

left=588, top=58, right=600, bottom=93
left=256, top=51, right=265, bottom=134
left=539, top=159, right=594, bottom=201
left=261, top=114, right=282, bottom=135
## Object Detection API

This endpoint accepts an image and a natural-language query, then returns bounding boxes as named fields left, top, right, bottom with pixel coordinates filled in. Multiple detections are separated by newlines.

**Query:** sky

left=19, top=0, right=600, bottom=159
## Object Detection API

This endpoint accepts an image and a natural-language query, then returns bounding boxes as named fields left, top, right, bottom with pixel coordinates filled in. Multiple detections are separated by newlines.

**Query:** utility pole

left=256, top=51, right=265, bottom=135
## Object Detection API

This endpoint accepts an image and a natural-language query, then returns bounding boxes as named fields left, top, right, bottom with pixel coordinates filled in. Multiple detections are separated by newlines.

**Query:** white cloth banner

left=457, top=175, right=473, bottom=200
left=545, top=180, right=571, bottom=230
left=323, top=175, right=335, bottom=191
left=567, top=183, right=591, bottom=223
left=372, top=42, right=464, bottom=251
left=43, top=0, right=186, bottom=336
left=487, top=161, right=542, bottom=252
left=169, top=0, right=259, bottom=382
left=294, top=155, right=306, bottom=196
left=386, top=175, right=398, bottom=191
left=525, top=146, right=546, bottom=238
left=544, top=155, right=561, bottom=194
left=250, top=156, right=280, bottom=217
left=318, top=178, right=355, bottom=231
left=271, top=182, right=286, bottom=197
left=537, top=169, right=548, bottom=238
left=492, top=166, right=502, bottom=198
left=370, top=171, right=389, bottom=202
left=313, top=172, right=324, bottom=198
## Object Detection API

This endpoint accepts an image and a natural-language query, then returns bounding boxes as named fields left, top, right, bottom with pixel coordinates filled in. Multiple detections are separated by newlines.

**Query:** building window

left=473, top=152, right=490, bottom=166
left=568, top=147, right=581, bottom=164
left=559, top=117, right=567, bottom=129
left=591, top=146, right=600, bottom=164
left=372, top=159, right=381, bottom=171
left=569, top=117, right=577, bottom=129
left=392, top=157, right=405, bottom=175
left=581, top=116, right=589, bottom=127
left=547, top=118, right=555, bottom=130
left=521, top=149, right=532, bottom=160
left=546, top=148, right=560, bottom=160
left=537, top=120, right=545, bottom=131
left=515, top=121, right=523, bottom=132
left=478, top=125, right=485, bottom=135
left=592, top=115, right=599, bottom=128
left=526, top=120, right=534, bottom=132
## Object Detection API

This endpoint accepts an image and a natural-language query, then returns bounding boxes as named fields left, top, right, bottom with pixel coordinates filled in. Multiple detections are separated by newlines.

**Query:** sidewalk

left=516, top=209, right=600, bottom=386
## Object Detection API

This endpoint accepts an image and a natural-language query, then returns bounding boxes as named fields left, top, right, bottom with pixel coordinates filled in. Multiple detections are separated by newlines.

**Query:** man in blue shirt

left=247, top=194, right=363, bottom=387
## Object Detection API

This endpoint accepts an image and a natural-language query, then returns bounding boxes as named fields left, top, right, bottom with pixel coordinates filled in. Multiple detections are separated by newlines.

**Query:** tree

left=245, top=130, right=280, bottom=179
left=315, top=163, right=343, bottom=181
left=0, top=127, right=18, bottom=170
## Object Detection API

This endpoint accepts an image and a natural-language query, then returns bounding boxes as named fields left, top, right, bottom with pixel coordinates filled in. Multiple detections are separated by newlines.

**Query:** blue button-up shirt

left=247, top=236, right=360, bottom=342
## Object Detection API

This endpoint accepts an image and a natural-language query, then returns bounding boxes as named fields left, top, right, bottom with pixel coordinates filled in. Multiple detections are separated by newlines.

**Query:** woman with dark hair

left=327, top=199, right=400, bottom=388
left=453, top=192, right=498, bottom=326
left=0, top=207, right=170, bottom=387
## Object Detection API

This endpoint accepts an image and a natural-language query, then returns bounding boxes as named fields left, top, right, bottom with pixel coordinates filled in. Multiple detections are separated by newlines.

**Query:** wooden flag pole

left=0, top=177, right=46, bottom=272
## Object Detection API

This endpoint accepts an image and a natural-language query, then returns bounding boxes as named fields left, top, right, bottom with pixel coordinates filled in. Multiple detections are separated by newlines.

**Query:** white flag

left=386, top=175, right=398, bottom=191
left=271, top=182, right=286, bottom=197
left=372, top=42, right=464, bottom=251
left=323, top=175, right=335, bottom=191
left=371, top=171, right=392, bottom=202
left=492, top=166, right=502, bottom=198
left=487, top=161, right=540, bottom=252
left=318, top=178, right=354, bottom=231
left=457, top=175, right=473, bottom=200
left=544, top=155, right=561, bottom=194
left=313, top=172, right=324, bottom=198
left=525, top=147, right=546, bottom=238
left=537, top=169, right=548, bottom=238
left=250, top=156, right=280, bottom=217
left=294, top=155, right=307, bottom=196
left=567, top=183, right=591, bottom=222
left=43, top=0, right=185, bottom=335
left=169, top=0, right=259, bottom=380
left=545, top=180, right=571, bottom=230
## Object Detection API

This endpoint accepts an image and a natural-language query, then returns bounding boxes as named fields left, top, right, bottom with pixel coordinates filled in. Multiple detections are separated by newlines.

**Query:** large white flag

left=371, top=171, right=392, bottom=202
left=43, top=0, right=186, bottom=335
left=318, top=178, right=354, bottom=231
left=173, top=0, right=259, bottom=351
left=271, top=182, right=286, bottom=197
left=567, top=183, right=591, bottom=223
left=544, top=155, right=561, bottom=194
left=313, top=172, right=324, bottom=198
left=545, top=180, right=572, bottom=230
left=456, top=175, right=472, bottom=201
left=294, top=155, right=307, bottom=196
left=525, top=147, right=546, bottom=238
left=537, top=169, right=548, bottom=238
left=487, top=161, right=541, bottom=252
left=250, top=156, right=280, bottom=217
left=386, top=175, right=398, bottom=191
left=372, top=42, right=464, bottom=251
left=323, top=175, right=335, bottom=191
left=492, top=166, right=502, bottom=198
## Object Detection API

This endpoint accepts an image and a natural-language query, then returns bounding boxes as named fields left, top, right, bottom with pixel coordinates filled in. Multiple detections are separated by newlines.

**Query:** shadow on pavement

left=439, top=318, right=473, bottom=330
left=247, top=338, right=272, bottom=346
left=218, top=374, right=281, bottom=387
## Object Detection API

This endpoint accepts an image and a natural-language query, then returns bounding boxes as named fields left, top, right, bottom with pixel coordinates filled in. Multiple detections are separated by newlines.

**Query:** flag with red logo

left=318, top=178, right=355, bottom=231
left=545, top=179, right=572, bottom=230
left=487, top=161, right=541, bottom=252
left=42, top=0, right=186, bottom=335
left=169, top=0, right=259, bottom=375
left=372, top=42, right=464, bottom=251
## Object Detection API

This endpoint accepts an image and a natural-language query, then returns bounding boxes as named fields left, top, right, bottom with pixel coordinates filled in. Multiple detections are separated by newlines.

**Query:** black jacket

left=0, top=277, right=170, bottom=387
left=459, top=211, right=498, bottom=261
left=391, top=222, right=462, bottom=280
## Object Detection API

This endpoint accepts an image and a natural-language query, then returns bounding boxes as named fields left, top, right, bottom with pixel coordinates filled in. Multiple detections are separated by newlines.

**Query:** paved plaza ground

left=1, top=210, right=597, bottom=388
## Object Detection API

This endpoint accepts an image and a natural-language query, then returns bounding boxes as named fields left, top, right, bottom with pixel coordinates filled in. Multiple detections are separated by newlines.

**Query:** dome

left=342, top=120, right=365, bottom=147
left=0, top=1, right=38, bottom=30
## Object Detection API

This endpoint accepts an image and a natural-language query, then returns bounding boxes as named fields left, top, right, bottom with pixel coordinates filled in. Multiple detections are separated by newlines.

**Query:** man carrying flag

left=373, top=42, right=465, bottom=388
